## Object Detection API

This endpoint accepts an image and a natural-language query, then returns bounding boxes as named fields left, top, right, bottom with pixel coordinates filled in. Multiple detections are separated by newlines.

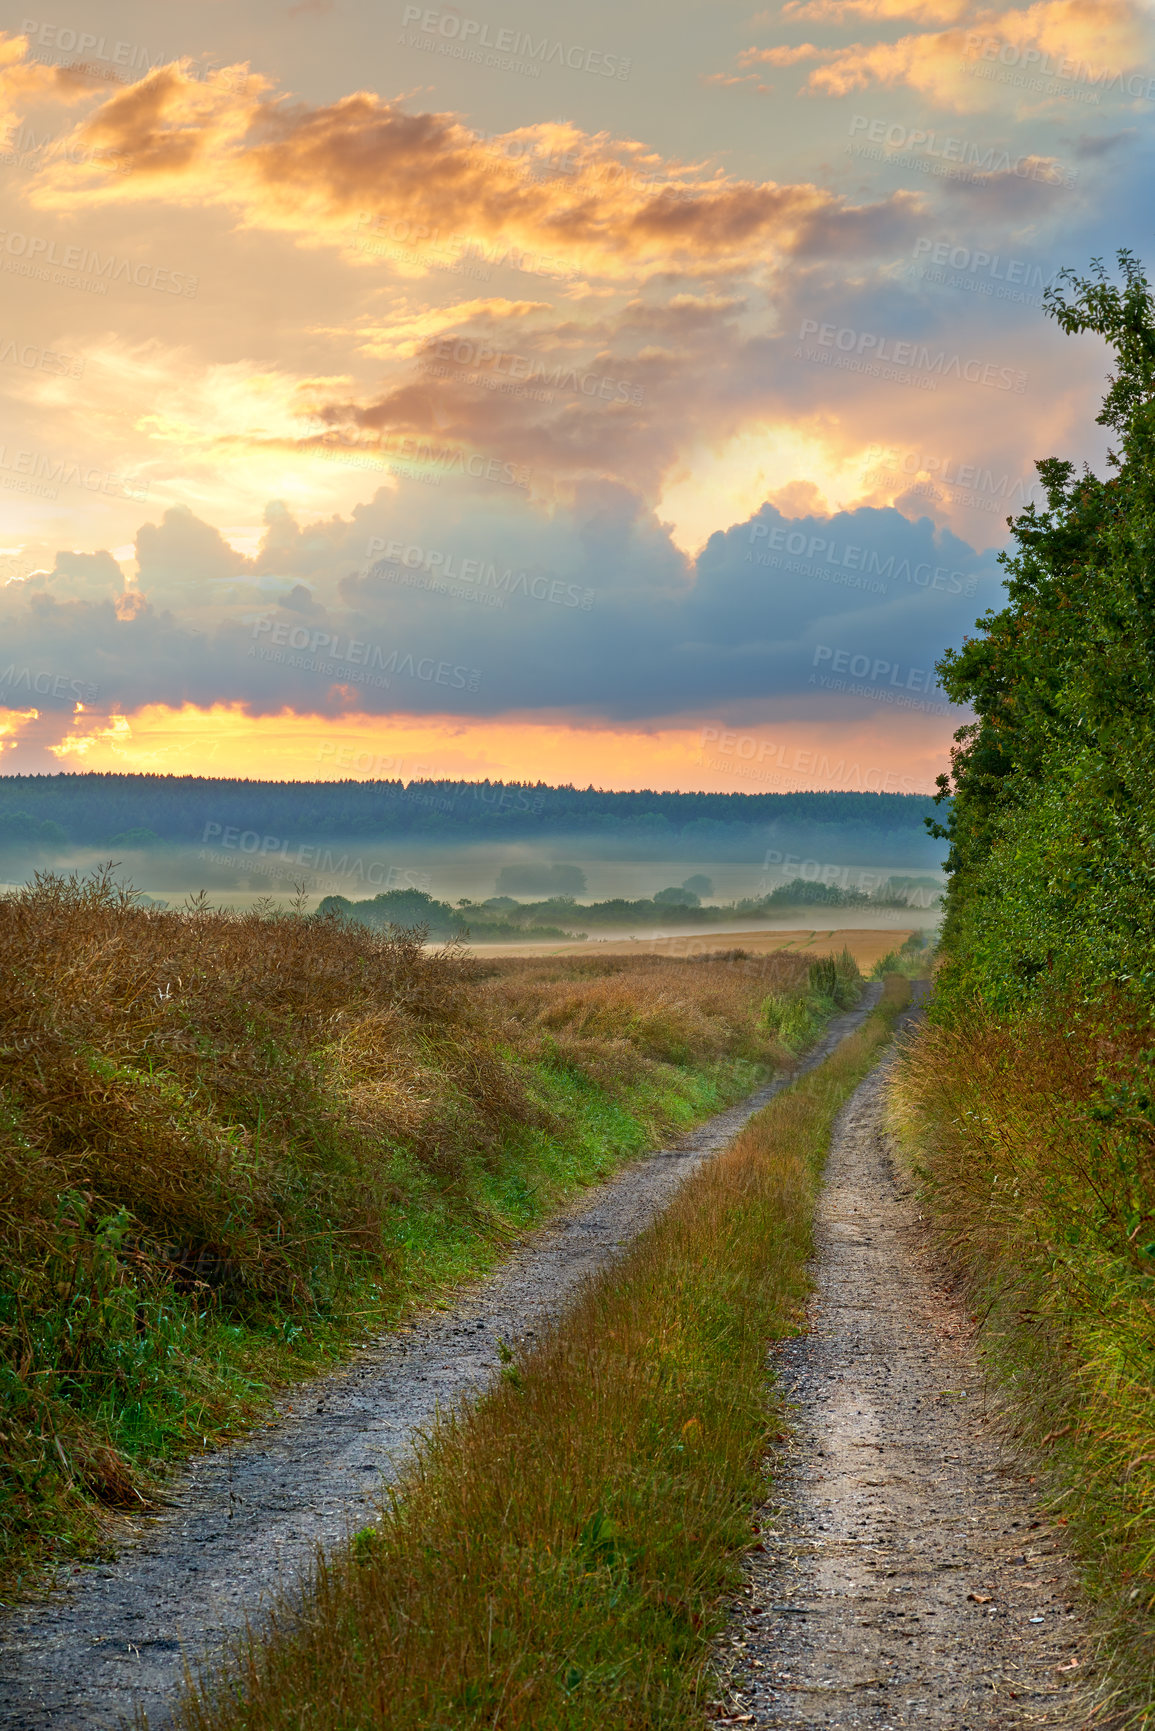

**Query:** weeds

left=869, top=931, right=932, bottom=980
left=0, top=871, right=839, bottom=1591
left=891, top=1003, right=1155, bottom=1725
left=761, top=948, right=861, bottom=1053
left=176, top=977, right=910, bottom=1731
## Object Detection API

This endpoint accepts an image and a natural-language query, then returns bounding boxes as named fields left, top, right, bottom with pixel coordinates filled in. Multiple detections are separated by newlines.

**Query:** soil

left=713, top=985, right=1092, bottom=1729
left=0, top=991, right=883, bottom=1729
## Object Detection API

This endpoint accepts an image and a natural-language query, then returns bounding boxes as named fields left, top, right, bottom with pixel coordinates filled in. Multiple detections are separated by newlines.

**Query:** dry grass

left=177, top=976, right=911, bottom=1731
left=467, top=928, right=919, bottom=969
left=478, top=948, right=819, bottom=1078
left=0, top=874, right=850, bottom=1591
left=890, top=1006, right=1155, bottom=1725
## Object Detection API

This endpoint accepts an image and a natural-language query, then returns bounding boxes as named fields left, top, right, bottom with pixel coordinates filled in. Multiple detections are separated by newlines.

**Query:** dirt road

left=0, top=993, right=883, bottom=1730
left=715, top=998, right=1091, bottom=1728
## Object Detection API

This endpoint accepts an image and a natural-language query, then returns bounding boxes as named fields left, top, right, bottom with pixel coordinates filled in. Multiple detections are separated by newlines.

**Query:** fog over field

left=0, top=830, right=942, bottom=939
left=0, top=775, right=944, bottom=935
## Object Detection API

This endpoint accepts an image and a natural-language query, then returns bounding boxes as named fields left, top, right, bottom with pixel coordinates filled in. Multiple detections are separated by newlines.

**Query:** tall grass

left=177, top=976, right=911, bottom=1731
left=891, top=1004, right=1155, bottom=1724
left=0, top=872, right=850, bottom=1591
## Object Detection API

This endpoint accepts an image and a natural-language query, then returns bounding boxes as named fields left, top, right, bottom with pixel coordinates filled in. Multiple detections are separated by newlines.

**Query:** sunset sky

left=0, top=0, right=1151, bottom=791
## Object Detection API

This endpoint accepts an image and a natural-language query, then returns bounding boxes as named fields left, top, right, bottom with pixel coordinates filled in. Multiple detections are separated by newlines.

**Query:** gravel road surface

left=715, top=987, right=1092, bottom=1728
left=0, top=988, right=883, bottom=1729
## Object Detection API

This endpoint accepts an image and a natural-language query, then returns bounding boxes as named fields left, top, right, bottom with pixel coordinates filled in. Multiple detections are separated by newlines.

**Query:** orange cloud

left=0, top=31, right=108, bottom=142
left=701, top=71, right=775, bottom=91
left=729, top=0, right=1150, bottom=108
left=782, top=0, right=973, bottom=20
left=24, top=52, right=928, bottom=278
left=738, top=43, right=842, bottom=66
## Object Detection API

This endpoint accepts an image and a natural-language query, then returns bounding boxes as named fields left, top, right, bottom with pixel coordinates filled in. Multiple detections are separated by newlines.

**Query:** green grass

left=891, top=1003, right=1155, bottom=1728
left=0, top=1039, right=781, bottom=1598
left=0, top=874, right=863, bottom=1598
left=176, top=976, right=912, bottom=1731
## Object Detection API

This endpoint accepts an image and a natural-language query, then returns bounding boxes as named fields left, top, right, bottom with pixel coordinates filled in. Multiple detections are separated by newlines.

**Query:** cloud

left=0, top=32, right=104, bottom=143
left=701, top=71, right=775, bottom=91
left=301, top=260, right=959, bottom=503
left=725, top=0, right=1151, bottom=109
left=135, top=503, right=248, bottom=601
left=0, top=488, right=1001, bottom=730
left=20, top=50, right=930, bottom=279
left=782, top=0, right=978, bottom=20
left=30, top=548, right=126, bottom=601
left=738, top=43, right=842, bottom=67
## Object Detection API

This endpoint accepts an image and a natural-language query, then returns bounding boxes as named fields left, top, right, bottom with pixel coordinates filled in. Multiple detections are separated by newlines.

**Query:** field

left=0, top=870, right=864, bottom=1591
left=468, top=927, right=916, bottom=968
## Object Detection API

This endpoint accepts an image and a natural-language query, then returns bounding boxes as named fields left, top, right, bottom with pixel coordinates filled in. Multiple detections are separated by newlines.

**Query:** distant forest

left=0, top=774, right=943, bottom=863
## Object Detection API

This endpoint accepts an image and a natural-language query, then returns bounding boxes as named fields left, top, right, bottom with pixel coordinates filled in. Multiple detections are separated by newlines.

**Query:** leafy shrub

left=910, top=251, right=1155, bottom=1722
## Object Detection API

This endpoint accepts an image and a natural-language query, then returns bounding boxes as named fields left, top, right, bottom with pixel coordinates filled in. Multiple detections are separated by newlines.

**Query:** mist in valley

left=0, top=828, right=942, bottom=939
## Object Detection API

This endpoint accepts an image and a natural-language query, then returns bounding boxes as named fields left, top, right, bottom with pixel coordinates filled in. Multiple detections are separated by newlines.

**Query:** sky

left=0, top=0, right=1151, bottom=793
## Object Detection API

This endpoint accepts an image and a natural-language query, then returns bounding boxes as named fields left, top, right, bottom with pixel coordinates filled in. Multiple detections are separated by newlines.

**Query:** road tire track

left=716, top=991, right=1092, bottom=1728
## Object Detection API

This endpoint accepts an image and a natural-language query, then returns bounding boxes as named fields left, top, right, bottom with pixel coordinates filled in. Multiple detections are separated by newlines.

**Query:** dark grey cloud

left=0, top=487, right=1002, bottom=725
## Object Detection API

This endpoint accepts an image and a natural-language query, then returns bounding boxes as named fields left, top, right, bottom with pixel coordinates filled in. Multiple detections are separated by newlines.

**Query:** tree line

left=933, top=250, right=1155, bottom=1014
left=0, top=775, right=941, bottom=859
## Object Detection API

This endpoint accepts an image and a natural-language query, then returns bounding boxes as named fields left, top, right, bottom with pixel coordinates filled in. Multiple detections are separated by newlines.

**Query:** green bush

left=910, top=250, right=1155, bottom=1723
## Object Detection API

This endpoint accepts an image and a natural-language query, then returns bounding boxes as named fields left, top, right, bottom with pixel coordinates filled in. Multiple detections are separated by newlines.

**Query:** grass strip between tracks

left=178, top=974, right=912, bottom=1731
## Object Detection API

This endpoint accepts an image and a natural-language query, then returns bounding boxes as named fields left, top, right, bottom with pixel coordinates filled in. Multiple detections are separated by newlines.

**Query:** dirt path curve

left=0, top=989, right=884, bottom=1730
left=716, top=986, right=1092, bottom=1729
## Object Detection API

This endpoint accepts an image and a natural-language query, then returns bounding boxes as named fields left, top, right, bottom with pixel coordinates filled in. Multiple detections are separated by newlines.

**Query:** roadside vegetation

left=893, top=251, right=1155, bottom=1723
left=866, top=930, right=931, bottom=980
left=0, top=870, right=860, bottom=1594
left=178, top=975, right=911, bottom=1731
